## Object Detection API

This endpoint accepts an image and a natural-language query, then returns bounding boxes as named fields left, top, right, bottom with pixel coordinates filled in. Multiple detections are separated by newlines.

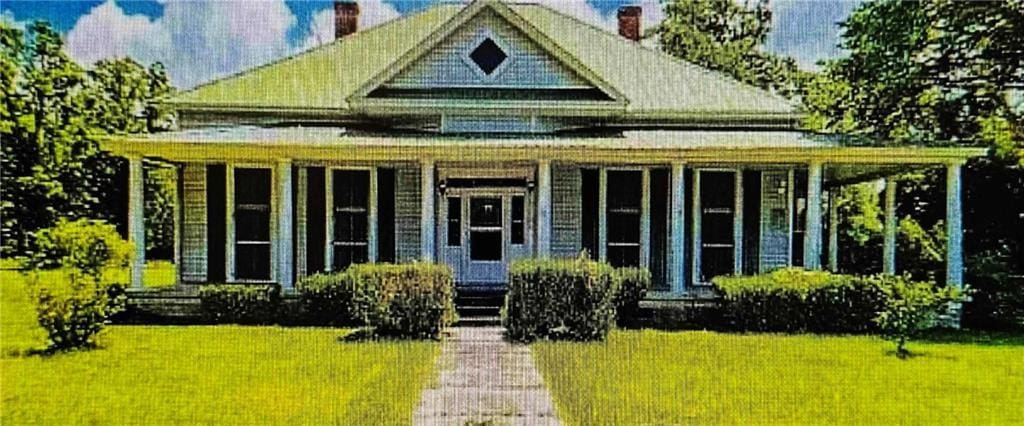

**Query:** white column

left=946, top=163, right=964, bottom=288
left=536, top=160, right=552, bottom=257
left=691, top=171, right=702, bottom=284
left=827, top=189, right=839, bottom=272
left=324, top=170, right=333, bottom=272
left=368, top=168, right=378, bottom=263
left=640, top=167, right=651, bottom=268
left=597, top=168, right=608, bottom=261
left=883, top=178, right=898, bottom=275
left=420, top=160, right=436, bottom=262
left=172, top=164, right=182, bottom=286
left=276, top=160, right=294, bottom=289
left=128, top=155, right=145, bottom=288
left=733, top=170, right=744, bottom=274
left=670, top=163, right=686, bottom=293
left=296, top=167, right=308, bottom=279
left=803, top=162, right=824, bottom=269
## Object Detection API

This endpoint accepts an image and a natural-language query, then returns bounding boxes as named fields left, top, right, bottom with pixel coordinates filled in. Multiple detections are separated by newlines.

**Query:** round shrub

left=713, top=268, right=885, bottom=333
left=24, top=219, right=133, bottom=350
left=613, top=267, right=651, bottom=327
left=346, top=263, right=456, bottom=339
left=198, top=284, right=281, bottom=325
left=295, top=272, right=365, bottom=326
left=503, top=257, right=617, bottom=342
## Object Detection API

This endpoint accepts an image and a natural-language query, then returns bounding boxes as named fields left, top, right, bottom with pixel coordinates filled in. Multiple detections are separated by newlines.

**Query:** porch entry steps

left=454, top=286, right=506, bottom=325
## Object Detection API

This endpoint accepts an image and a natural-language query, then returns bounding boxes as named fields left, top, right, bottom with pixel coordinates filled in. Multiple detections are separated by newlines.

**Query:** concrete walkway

left=413, top=326, right=561, bottom=425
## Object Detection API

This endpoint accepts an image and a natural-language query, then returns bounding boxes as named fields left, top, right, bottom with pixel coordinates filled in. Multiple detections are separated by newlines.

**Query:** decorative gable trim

left=347, top=0, right=627, bottom=108
left=460, top=29, right=514, bottom=80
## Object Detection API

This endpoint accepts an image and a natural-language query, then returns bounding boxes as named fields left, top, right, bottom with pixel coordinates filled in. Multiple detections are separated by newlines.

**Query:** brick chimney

left=617, top=6, right=642, bottom=42
left=335, top=1, right=359, bottom=39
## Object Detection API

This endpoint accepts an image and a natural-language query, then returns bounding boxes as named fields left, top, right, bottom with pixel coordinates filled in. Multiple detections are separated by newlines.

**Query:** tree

left=802, top=0, right=1023, bottom=328
left=0, top=20, right=176, bottom=258
left=655, top=0, right=809, bottom=98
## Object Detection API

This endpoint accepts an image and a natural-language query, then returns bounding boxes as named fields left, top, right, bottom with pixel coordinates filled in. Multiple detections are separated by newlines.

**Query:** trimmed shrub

left=713, top=268, right=885, bottom=333
left=24, top=219, right=133, bottom=350
left=347, top=263, right=456, bottom=339
left=295, top=272, right=366, bottom=326
left=503, top=257, right=617, bottom=342
left=198, top=284, right=281, bottom=324
left=613, top=267, right=651, bottom=326
left=962, top=251, right=1024, bottom=331
left=873, top=275, right=966, bottom=356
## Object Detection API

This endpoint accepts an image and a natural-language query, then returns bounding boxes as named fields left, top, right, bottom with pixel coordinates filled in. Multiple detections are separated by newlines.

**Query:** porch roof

left=103, top=127, right=985, bottom=184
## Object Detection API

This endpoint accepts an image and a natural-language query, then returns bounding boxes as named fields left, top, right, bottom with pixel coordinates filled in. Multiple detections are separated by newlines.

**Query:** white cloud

left=63, top=0, right=666, bottom=89
left=303, top=0, right=400, bottom=49
left=68, top=0, right=297, bottom=89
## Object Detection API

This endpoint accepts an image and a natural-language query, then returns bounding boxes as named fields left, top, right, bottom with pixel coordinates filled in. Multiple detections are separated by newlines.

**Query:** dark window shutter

left=206, top=164, right=226, bottom=282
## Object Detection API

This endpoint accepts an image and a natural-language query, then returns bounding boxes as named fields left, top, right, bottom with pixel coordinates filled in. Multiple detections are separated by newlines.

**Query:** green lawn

left=1, top=265, right=439, bottom=424
left=534, top=329, right=1024, bottom=425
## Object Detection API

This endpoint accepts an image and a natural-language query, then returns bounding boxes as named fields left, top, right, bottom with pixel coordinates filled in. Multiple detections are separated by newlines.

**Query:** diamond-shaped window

left=468, top=38, right=508, bottom=76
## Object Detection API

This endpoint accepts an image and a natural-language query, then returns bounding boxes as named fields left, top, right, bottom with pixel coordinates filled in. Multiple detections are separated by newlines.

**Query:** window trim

left=596, top=167, right=651, bottom=268
left=690, top=168, right=745, bottom=286
left=326, top=166, right=377, bottom=272
left=225, top=164, right=277, bottom=284
left=461, top=29, right=514, bottom=80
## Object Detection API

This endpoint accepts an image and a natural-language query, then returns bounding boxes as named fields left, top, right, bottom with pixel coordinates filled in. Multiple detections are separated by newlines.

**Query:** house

left=102, top=0, right=984, bottom=300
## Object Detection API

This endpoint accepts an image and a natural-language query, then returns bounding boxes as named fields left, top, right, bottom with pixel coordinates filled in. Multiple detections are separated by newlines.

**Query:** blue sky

left=1, top=0, right=861, bottom=89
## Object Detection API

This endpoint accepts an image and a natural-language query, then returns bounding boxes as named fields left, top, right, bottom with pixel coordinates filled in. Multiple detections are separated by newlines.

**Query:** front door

left=440, top=189, right=530, bottom=287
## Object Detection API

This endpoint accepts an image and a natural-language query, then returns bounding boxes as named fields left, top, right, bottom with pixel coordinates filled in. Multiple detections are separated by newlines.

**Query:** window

left=333, top=170, right=369, bottom=271
left=470, top=197, right=502, bottom=261
left=377, top=169, right=396, bottom=263
left=511, top=196, right=525, bottom=245
left=468, top=37, right=508, bottom=75
left=649, top=169, right=670, bottom=291
left=447, top=197, right=462, bottom=246
left=607, top=171, right=642, bottom=267
left=700, top=171, right=736, bottom=282
left=234, top=168, right=271, bottom=280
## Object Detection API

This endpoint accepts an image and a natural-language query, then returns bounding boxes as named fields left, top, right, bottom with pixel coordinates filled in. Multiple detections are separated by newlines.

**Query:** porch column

left=128, top=155, right=145, bottom=288
left=803, top=162, right=824, bottom=269
left=276, top=160, right=294, bottom=289
left=420, top=159, right=436, bottom=262
left=670, top=162, right=686, bottom=293
left=946, top=163, right=964, bottom=288
left=827, top=190, right=839, bottom=272
left=598, top=168, right=608, bottom=261
left=640, top=167, right=651, bottom=267
left=536, top=160, right=552, bottom=256
left=883, top=178, right=898, bottom=275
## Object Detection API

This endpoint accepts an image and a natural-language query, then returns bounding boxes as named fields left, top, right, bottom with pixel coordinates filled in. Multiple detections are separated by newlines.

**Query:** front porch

left=107, top=128, right=982, bottom=299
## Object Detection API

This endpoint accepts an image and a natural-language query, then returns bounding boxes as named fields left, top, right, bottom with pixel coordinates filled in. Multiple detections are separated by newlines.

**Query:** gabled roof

left=168, top=0, right=796, bottom=122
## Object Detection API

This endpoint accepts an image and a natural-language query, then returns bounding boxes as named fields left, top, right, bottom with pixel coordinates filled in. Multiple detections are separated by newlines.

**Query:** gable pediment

left=357, top=3, right=621, bottom=104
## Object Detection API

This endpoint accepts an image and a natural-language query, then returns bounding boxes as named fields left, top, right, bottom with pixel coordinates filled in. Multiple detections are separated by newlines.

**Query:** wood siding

left=181, top=164, right=207, bottom=283
left=388, top=9, right=590, bottom=89
left=551, top=164, right=581, bottom=258
left=395, top=163, right=423, bottom=262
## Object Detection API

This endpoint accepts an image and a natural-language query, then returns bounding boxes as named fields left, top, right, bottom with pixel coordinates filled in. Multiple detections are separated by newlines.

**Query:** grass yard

left=534, top=329, right=1024, bottom=425
left=1, top=264, right=439, bottom=424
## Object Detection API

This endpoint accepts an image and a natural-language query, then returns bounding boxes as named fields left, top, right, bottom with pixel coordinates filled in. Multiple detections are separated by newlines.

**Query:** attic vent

left=468, top=38, right=508, bottom=76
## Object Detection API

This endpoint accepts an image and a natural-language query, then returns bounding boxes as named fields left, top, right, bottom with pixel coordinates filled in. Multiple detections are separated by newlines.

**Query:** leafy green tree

left=0, top=20, right=176, bottom=258
left=655, top=0, right=809, bottom=98
left=802, top=0, right=1023, bottom=328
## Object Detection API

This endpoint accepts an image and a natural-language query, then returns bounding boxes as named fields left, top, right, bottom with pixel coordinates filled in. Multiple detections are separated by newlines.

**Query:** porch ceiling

left=101, top=126, right=986, bottom=167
